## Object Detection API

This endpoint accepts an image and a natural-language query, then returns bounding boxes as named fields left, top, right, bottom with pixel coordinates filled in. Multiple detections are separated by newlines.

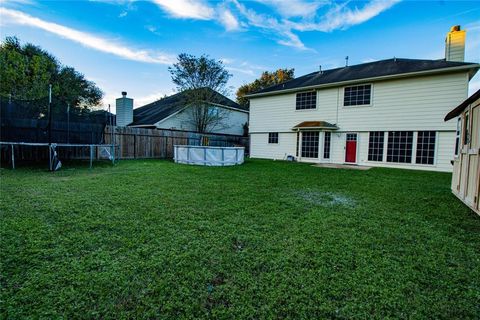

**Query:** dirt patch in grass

left=294, top=190, right=356, bottom=208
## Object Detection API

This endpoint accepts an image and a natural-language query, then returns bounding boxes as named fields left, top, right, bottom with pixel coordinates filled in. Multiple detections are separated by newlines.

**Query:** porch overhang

left=292, top=121, right=339, bottom=131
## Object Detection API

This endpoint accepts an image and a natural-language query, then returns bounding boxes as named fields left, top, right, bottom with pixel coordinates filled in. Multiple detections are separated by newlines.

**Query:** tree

left=236, top=68, right=295, bottom=107
left=0, top=36, right=103, bottom=116
left=168, top=53, right=232, bottom=133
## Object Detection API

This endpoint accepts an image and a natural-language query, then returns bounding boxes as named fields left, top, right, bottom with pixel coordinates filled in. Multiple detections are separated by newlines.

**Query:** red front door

left=345, top=133, right=357, bottom=163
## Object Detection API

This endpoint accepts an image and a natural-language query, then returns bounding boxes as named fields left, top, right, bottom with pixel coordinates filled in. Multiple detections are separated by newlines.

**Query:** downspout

left=336, top=87, right=339, bottom=125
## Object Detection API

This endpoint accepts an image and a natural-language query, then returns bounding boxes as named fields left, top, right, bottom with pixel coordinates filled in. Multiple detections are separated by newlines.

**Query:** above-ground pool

left=174, top=145, right=244, bottom=166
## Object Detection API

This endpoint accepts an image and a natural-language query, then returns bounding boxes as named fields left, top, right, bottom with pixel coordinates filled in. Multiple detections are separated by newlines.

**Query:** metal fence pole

left=89, top=145, right=93, bottom=169
left=48, top=144, right=52, bottom=171
left=11, top=144, right=15, bottom=170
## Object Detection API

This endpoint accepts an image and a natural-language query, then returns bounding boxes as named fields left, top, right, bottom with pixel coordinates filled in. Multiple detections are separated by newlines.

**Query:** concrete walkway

left=312, top=163, right=372, bottom=170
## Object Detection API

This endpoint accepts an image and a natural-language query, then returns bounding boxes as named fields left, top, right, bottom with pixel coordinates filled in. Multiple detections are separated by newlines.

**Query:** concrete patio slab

left=312, top=163, right=372, bottom=170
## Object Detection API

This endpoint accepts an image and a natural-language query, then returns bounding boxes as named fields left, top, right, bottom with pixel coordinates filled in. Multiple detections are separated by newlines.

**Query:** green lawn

left=1, top=159, right=479, bottom=319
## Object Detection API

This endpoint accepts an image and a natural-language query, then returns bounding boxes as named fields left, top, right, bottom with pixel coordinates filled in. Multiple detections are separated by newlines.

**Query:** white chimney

left=445, top=25, right=466, bottom=62
left=116, top=91, right=133, bottom=126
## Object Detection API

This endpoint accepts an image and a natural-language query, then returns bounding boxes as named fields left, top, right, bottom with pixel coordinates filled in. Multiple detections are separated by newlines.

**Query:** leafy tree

left=0, top=36, right=103, bottom=117
left=236, top=68, right=295, bottom=107
left=168, top=53, right=232, bottom=133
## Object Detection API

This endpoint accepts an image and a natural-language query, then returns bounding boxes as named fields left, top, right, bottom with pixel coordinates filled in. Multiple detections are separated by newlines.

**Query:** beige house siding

left=250, top=72, right=469, bottom=172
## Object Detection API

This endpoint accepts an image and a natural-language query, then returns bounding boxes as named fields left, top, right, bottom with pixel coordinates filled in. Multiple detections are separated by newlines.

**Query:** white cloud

left=232, top=0, right=308, bottom=50
left=133, top=91, right=172, bottom=107
left=218, top=7, right=240, bottom=31
left=255, top=0, right=326, bottom=18
left=152, top=0, right=214, bottom=20
left=86, top=0, right=399, bottom=50
left=227, top=0, right=400, bottom=49
left=225, top=66, right=255, bottom=76
left=0, top=0, right=35, bottom=4
left=223, top=59, right=268, bottom=76
left=0, top=8, right=176, bottom=64
left=290, top=0, right=401, bottom=32
left=118, top=11, right=128, bottom=18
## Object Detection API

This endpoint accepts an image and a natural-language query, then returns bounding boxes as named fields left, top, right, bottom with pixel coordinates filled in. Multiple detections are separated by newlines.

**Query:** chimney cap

left=450, top=25, right=461, bottom=32
left=121, top=91, right=127, bottom=97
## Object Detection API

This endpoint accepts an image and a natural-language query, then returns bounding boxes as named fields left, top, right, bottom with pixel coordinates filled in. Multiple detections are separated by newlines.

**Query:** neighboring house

left=445, top=90, right=480, bottom=215
left=124, top=89, right=248, bottom=136
left=247, top=25, right=479, bottom=172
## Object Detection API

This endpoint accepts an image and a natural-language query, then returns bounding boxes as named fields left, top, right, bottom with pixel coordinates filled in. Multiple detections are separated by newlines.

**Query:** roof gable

left=131, top=88, right=245, bottom=126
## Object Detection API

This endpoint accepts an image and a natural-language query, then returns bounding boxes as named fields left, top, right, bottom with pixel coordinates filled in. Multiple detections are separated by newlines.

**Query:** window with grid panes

left=296, top=91, right=316, bottom=110
left=344, top=84, right=371, bottom=106
left=368, top=131, right=384, bottom=161
left=323, top=132, right=331, bottom=159
left=386, top=131, right=413, bottom=163
left=268, top=132, right=278, bottom=144
left=416, top=131, right=436, bottom=165
left=301, top=131, right=319, bottom=158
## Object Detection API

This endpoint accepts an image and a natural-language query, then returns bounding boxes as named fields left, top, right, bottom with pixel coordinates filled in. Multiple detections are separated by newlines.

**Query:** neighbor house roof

left=130, top=88, right=246, bottom=126
left=292, top=121, right=339, bottom=130
left=445, top=89, right=480, bottom=121
left=246, top=58, right=479, bottom=98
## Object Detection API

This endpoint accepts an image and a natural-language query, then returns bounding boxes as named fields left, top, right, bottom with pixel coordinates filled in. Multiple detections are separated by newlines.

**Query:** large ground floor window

left=386, top=131, right=414, bottom=163
left=366, top=131, right=438, bottom=166
left=368, top=131, right=384, bottom=161
left=416, top=131, right=436, bottom=165
left=301, top=131, right=319, bottom=158
left=323, top=132, right=331, bottom=159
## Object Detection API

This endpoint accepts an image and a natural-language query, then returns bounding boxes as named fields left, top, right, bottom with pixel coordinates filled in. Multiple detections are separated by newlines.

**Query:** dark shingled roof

left=249, top=58, right=479, bottom=96
left=130, top=88, right=245, bottom=126
left=445, top=89, right=480, bottom=121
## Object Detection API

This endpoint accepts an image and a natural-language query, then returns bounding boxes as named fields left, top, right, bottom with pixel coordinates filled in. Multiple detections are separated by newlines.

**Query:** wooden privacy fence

left=104, top=126, right=249, bottom=160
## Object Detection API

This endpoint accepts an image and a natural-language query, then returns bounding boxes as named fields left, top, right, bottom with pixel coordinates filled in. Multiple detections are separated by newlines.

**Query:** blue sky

left=1, top=0, right=479, bottom=113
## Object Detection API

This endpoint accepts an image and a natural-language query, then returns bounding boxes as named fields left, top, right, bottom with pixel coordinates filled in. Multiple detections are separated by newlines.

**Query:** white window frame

left=454, top=117, right=462, bottom=158
left=415, top=131, right=437, bottom=166
left=300, top=131, right=320, bottom=159
left=344, top=132, right=359, bottom=164
left=342, top=83, right=373, bottom=108
left=322, top=131, right=332, bottom=161
left=268, top=132, right=279, bottom=144
left=295, top=91, right=317, bottom=111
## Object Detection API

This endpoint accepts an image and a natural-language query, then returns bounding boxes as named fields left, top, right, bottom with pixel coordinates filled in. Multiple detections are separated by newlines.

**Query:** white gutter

left=245, top=64, right=480, bottom=98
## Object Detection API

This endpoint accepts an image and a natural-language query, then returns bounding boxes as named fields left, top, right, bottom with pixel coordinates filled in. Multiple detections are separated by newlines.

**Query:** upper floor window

left=296, top=91, right=316, bottom=110
left=268, top=132, right=279, bottom=144
left=344, top=84, right=371, bottom=106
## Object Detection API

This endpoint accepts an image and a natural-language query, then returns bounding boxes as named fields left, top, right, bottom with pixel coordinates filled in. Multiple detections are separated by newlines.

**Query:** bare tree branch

left=169, top=54, right=232, bottom=133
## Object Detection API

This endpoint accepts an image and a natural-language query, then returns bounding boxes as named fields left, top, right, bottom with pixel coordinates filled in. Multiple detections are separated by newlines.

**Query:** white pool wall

left=174, top=145, right=244, bottom=166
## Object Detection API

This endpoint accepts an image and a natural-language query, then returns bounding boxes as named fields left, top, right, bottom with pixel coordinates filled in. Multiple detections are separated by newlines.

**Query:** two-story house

left=247, top=26, right=479, bottom=172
